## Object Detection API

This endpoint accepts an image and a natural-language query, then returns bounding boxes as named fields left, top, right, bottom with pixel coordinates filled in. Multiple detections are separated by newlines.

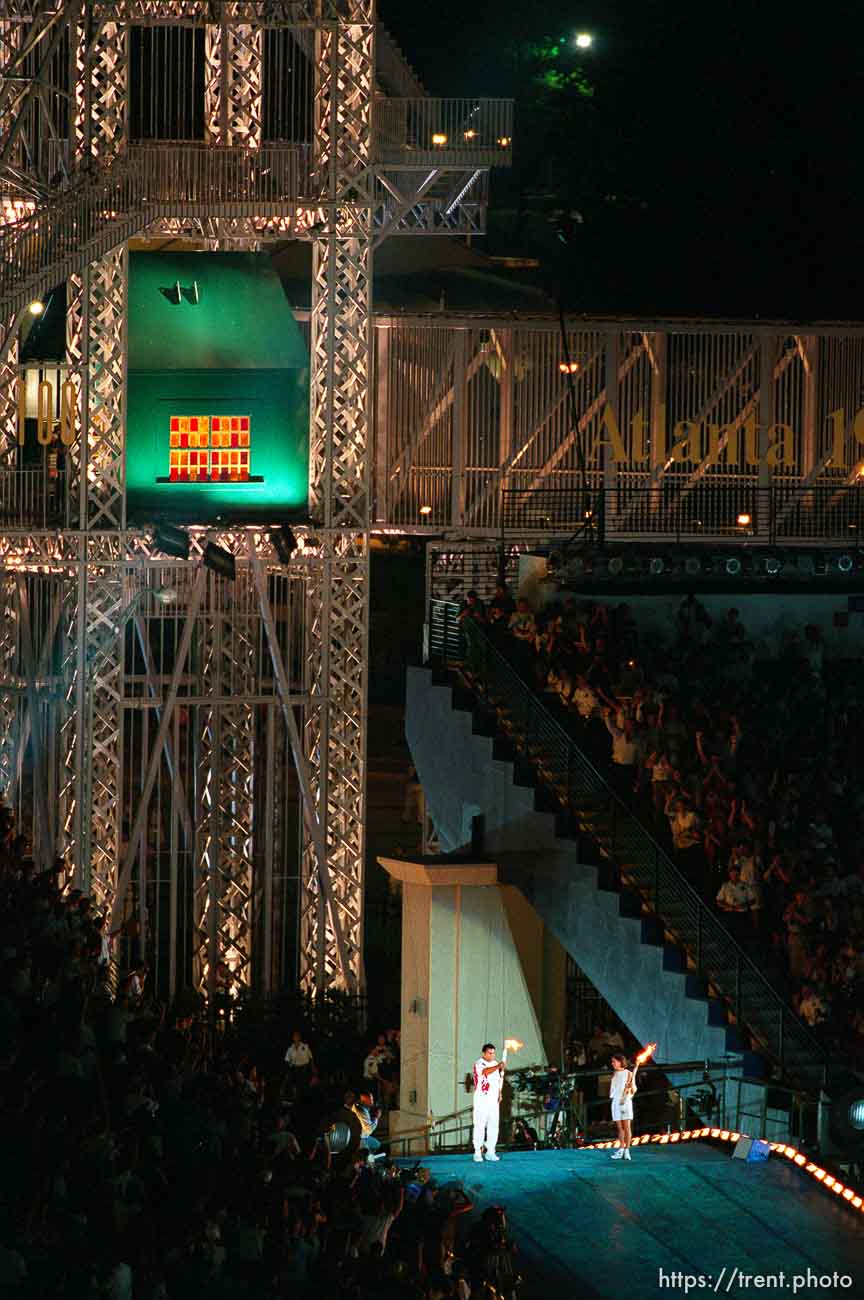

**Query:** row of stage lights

left=583, top=1128, right=864, bottom=1217
left=549, top=550, right=863, bottom=580
left=152, top=523, right=303, bottom=574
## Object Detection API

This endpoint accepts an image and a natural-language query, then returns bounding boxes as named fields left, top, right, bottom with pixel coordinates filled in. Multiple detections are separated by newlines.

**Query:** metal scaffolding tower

left=0, top=0, right=511, bottom=998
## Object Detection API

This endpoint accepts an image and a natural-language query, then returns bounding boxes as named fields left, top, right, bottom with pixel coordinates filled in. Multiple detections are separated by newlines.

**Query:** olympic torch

left=502, top=1037, right=524, bottom=1065
left=624, top=1041, right=656, bottom=1098
left=634, top=1042, right=657, bottom=1068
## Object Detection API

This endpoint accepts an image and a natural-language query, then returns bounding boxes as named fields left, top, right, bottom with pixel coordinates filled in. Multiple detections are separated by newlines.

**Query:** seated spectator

left=489, top=584, right=516, bottom=619
left=458, top=590, right=486, bottom=625
left=508, top=599, right=536, bottom=642
left=798, top=984, right=827, bottom=1027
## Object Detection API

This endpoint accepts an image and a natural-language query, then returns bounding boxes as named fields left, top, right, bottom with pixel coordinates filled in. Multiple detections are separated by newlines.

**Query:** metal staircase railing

left=0, top=143, right=312, bottom=318
left=427, top=599, right=829, bottom=1087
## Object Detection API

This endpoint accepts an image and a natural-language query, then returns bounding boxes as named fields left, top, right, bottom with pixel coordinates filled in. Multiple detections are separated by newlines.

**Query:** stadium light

left=153, top=524, right=190, bottom=560
left=203, top=541, right=236, bottom=581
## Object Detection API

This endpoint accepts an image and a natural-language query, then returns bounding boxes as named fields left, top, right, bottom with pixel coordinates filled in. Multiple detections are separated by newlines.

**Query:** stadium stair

left=406, top=654, right=827, bottom=1135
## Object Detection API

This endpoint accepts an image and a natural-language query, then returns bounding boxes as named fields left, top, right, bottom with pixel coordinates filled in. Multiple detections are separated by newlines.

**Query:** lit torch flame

left=635, top=1042, right=657, bottom=1067
left=502, top=1037, right=524, bottom=1063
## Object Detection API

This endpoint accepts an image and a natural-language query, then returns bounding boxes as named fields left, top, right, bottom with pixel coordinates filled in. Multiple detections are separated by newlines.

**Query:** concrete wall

left=500, top=885, right=568, bottom=1066
left=406, top=668, right=560, bottom=856
left=398, top=878, right=547, bottom=1128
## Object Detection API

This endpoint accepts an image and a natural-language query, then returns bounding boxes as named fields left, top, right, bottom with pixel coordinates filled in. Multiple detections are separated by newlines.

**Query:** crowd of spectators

left=459, top=586, right=864, bottom=1066
left=0, top=803, right=526, bottom=1300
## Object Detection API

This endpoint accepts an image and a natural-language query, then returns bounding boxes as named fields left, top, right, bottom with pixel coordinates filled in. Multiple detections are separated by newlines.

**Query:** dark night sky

left=379, top=1, right=864, bottom=318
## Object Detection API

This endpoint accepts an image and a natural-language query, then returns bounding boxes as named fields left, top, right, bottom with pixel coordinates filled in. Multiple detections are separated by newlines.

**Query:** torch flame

left=635, top=1042, right=657, bottom=1066
left=504, top=1037, right=524, bottom=1052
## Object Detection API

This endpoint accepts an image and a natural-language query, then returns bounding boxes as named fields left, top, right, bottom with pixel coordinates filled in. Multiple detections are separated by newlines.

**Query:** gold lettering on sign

left=589, top=402, right=628, bottom=463
left=36, top=380, right=53, bottom=445
left=630, top=410, right=648, bottom=462
left=765, top=424, right=794, bottom=467
left=60, top=379, right=76, bottom=446
left=670, top=421, right=700, bottom=463
left=829, top=409, right=846, bottom=467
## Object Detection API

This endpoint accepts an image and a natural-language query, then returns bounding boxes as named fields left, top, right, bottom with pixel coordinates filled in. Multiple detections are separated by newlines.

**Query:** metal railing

left=0, top=467, right=66, bottom=529
left=129, top=141, right=312, bottom=208
left=500, top=482, right=864, bottom=544
left=428, top=600, right=828, bottom=1086
left=373, top=98, right=514, bottom=166
left=385, top=1072, right=813, bottom=1156
left=0, top=143, right=311, bottom=317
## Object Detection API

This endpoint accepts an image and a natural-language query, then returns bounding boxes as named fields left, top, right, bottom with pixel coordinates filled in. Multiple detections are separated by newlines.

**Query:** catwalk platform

left=400, top=1145, right=862, bottom=1299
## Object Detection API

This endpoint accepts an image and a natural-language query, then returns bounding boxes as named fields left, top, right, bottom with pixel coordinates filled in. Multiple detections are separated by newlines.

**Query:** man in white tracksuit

left=472, top=1042, right=505, bottom=1162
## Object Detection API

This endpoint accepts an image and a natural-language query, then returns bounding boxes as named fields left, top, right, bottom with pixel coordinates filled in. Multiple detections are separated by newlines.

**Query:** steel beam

left=109, top=564, right=206, bottom=934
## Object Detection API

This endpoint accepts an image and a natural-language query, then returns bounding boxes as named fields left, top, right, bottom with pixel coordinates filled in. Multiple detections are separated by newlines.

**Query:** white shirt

left=473, top=1057, right=503, bottom=1103
left=609, top=1068, right=636, bottom=1103
left=716, top=879, right=756, bottom=911
left=284, top=1041, right=313, bottom=1067
left=605, top=718, right=638, bottom=765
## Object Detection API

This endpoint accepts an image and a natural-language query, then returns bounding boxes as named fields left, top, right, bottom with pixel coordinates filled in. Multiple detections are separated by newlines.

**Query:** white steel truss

left=373, top=316, right=864, bottom=537
left=204, top=19, right=262, bottom=148
left=302, top=5, right=374, bottom=993
left=0, top=0, right=507, bottom=1000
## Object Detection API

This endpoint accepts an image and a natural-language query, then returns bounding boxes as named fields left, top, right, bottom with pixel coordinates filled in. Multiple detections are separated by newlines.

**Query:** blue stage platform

left=403, top=1146, right=862, bottom=1299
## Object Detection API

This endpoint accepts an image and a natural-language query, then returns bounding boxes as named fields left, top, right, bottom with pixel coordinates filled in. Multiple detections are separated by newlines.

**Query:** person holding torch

left=609, top=1041, right=655, bottom=1161
left=471, top=1038, right=522, bottom=1163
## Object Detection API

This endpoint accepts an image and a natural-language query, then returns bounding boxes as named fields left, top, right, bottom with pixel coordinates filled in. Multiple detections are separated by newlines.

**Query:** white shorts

left=611, top=1099, right=633, bottom=1122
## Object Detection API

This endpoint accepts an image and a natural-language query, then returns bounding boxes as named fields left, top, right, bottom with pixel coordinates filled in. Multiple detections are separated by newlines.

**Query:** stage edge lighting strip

left=581, top=1129, right=864, bottom=1219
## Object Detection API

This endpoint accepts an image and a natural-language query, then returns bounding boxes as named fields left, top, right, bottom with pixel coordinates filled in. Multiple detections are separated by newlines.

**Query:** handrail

left=428, top=599, right=828, bottom=1085
left=500, top=482, right=864, bottom=543
left=372, top=98, right=513, bottom=166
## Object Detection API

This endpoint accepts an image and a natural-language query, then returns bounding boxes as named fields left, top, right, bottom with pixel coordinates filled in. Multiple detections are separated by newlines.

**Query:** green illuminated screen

left=126, top=251, right=309, bottom=523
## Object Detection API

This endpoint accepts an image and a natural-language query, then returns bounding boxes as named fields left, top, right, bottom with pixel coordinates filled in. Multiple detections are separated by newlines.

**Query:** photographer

left=348, top=1088, right=384, bottom=1160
